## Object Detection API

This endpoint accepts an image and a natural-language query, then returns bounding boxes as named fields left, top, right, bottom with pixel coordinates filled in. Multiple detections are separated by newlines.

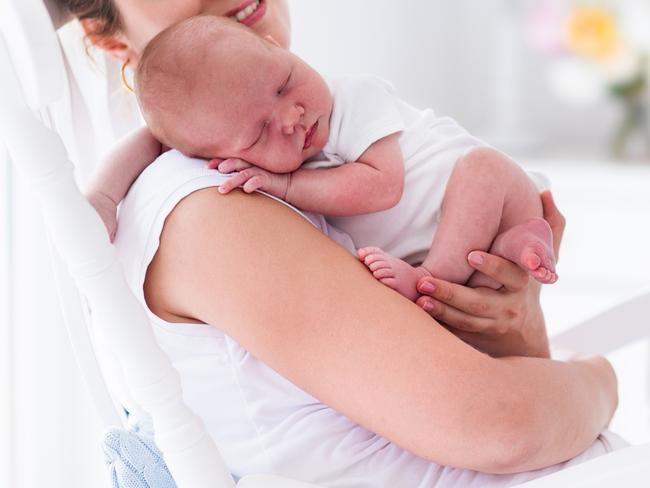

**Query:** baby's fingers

left=541, top=190, right=565, bottom=259
left=242, top=175, right=264, bottom=193
left=218, top=181, right=235, bottom=194
left=206, top=158, right=224, bottom=170
left=218, top=173, right=247, bottom=194
left=218, top=158, right=252, bottom=173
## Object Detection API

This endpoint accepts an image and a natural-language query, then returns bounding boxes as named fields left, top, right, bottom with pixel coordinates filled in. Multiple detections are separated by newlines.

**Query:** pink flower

left=526, top=0, right=567, bottom=55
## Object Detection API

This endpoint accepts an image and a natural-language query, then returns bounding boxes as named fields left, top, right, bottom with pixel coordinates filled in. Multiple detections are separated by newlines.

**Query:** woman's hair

left=54, top=0, right=122, bottom=39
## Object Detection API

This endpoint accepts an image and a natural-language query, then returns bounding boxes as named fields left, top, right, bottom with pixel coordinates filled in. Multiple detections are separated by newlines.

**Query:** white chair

left=0, top=1, right=648, bottom=486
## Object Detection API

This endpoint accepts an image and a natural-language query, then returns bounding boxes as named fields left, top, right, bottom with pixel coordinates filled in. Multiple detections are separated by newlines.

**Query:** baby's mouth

left=228, top=0, right=264, bottom=24
left=303, top=120, right=319, bottom=150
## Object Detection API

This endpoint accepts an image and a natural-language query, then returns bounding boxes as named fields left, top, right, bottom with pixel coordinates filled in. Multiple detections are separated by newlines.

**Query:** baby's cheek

left=269, top=151, right=303, bottom=173
left=284, top=154, right=307, bottom=172
left=251, top=142, right=303, bottom=173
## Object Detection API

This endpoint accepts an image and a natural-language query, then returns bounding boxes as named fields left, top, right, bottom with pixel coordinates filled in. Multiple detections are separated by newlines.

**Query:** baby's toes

left=531, top=267, right=547, bottom=280
left=523, top=251, right=542, bottom=271
left=362, top=252, right=388, bottom=268
left=532, top=267, right=557, bottom=284
left=368, top=259, right=392, bottom=272
left=379, top=277, right=398, bottom=289
left=542, top=256, right=556, bottom=274
left=544, top=269, right=558, bottom=284
left=357, top=246, right=383, bottom=260
left=373, top=267, right=396, bottom=280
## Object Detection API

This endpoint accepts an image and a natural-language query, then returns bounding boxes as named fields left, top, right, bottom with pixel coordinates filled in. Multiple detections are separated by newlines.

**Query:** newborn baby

left=91, top=15, right=557, bottom=302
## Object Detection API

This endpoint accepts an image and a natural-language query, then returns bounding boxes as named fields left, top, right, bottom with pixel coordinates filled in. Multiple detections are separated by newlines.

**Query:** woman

left=60, top=0, right=621, bottom=485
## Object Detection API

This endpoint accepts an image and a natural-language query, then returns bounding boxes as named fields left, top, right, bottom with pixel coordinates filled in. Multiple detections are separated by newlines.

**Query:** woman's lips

left=226, top=0, right=266, bottom=27
left=303, top=120, right=319, bottom=150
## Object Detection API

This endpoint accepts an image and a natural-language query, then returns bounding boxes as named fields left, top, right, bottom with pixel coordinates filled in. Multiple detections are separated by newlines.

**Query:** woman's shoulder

left=114, top=150, right=331, bottom=313
left=114, top=150, right=229, bottom=302
left=129, top=150, right=227, bottom=199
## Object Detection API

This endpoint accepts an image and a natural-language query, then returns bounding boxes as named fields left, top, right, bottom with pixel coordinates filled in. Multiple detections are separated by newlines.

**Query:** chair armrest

left=550, top=287, right=650, bottom=355
left=237, top=475, right=323, bottom=488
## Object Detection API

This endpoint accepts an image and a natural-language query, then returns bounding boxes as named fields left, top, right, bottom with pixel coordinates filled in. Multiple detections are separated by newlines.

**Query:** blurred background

left=1, top=1, right=649, bottom=487
left=292, top=0, right=650, bottom=162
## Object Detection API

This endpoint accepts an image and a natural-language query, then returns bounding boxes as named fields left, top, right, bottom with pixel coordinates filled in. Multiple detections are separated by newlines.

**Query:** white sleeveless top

left=113, top=149, right=621, bottom=487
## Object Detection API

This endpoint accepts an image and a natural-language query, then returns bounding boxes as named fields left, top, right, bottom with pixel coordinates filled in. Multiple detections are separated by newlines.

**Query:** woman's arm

left=86, top=126, right=165, bottom=240
left=144, top=189, right=616, bottom=474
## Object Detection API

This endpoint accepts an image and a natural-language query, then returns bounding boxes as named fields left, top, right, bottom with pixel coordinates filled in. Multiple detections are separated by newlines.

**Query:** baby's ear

left=263, top=35, right=281, bottom=48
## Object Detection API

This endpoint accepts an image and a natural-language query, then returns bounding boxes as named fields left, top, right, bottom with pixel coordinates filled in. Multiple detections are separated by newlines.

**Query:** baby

left=89, top=15, right=556, bottom=303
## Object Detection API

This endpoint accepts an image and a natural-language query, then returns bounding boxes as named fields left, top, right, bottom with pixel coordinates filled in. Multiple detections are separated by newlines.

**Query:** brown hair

left=53, top=0, right=122, bottom=40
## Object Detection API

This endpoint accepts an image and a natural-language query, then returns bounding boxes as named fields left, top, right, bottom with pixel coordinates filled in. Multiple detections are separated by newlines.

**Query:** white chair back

left=0, top=1, right=235, bottom=486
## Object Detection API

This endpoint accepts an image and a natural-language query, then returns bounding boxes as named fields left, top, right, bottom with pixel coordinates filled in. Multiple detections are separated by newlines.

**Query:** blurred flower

left=600, top=42, right=641, bottom=84
left=566, top=6, right=620, bottom=61
left=527, top=1, right=644, bottom=96
left=526, top=0, right=566, bottom=55
left=527, top=0, right=650, bottom=158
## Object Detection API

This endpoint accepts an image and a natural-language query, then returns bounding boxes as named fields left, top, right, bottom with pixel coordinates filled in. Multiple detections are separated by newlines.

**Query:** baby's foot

left=492, top=218, right=558, bottom=284
left=358, top=247, right=431, bottom=301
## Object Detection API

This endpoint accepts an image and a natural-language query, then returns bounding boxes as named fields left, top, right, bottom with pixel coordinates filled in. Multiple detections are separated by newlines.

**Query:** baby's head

left=135, top=15, right=332, bottom=173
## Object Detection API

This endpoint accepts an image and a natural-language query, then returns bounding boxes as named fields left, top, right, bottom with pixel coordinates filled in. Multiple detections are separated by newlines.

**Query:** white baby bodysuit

left=308, top=75, right=487, bottom=265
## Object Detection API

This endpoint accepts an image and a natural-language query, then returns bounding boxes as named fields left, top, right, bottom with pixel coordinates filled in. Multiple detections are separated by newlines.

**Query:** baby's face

left=179, top=31, right=332, bottom=173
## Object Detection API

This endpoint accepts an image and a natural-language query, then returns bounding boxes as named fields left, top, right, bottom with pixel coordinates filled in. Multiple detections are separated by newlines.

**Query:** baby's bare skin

left=359, top=148, right=557, bottom=301
left=89, top=17, right=557, bottom=308
left=490, top=218, right=557, bottom=284
left=359, top=218, right=556, bottom=302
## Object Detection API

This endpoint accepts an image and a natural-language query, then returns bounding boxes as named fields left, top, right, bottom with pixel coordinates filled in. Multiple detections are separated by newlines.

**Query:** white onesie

left=306, top=75, right=488, bottom=265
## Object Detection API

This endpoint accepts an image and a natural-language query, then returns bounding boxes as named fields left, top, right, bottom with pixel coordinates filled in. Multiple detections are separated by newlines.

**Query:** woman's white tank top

left=113, top=149, right=621, bottom=487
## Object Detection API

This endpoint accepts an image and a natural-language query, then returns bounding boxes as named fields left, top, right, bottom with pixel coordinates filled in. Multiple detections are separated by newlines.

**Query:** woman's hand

left=209, top=158, right=290, bottom=199
left=415, top=191, right=565, bottom=358
left=540, top=190, right=565, bottom=262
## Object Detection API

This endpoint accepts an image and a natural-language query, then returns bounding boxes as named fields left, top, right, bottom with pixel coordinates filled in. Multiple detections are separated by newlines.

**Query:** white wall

left=288, top=0, right=623, bottom=159
left=289, top=1, right=495, bottom=129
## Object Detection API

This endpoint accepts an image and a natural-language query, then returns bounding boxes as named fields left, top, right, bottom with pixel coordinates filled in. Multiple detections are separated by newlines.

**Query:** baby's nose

left=281, top=104, right=305, bottom=135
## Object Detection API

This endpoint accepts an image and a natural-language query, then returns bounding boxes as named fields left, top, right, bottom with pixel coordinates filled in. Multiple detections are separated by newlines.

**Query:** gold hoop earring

left=121, top=59, right=134, bottom=93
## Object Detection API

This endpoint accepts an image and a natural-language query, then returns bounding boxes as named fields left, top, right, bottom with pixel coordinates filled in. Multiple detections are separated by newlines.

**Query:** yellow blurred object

left=567, top=6, right=620, bottom=60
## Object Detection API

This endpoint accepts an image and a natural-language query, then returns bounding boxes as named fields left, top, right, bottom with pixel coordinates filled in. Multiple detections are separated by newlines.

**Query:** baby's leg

left=359, top=147, right=556, bottom=299
left=425, top=147, right=556, bottom=287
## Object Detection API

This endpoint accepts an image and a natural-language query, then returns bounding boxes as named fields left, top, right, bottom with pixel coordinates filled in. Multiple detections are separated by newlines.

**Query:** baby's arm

left=86, top=126, right=166, bottom=241
left=289, top=133, right=404, bottom=215
left=217, top=133, right=404, bottom=216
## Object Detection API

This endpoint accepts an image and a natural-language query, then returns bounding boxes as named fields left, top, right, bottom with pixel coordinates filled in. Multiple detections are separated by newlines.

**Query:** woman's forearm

left=480, top=354, right=618, bottom=474
left=150, top=189, right=617, bottom=475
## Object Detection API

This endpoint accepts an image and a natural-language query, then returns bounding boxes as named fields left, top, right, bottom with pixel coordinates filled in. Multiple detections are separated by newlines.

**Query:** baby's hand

left=212, top=158, right=290, bottom=200
left=86, top=190, right=118, bottom=242
left=207, top=158, right=246, bottom=172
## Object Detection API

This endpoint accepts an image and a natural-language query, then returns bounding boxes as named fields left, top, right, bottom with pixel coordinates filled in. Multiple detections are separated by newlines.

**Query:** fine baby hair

left=135, top=15, right=260, bottom=154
